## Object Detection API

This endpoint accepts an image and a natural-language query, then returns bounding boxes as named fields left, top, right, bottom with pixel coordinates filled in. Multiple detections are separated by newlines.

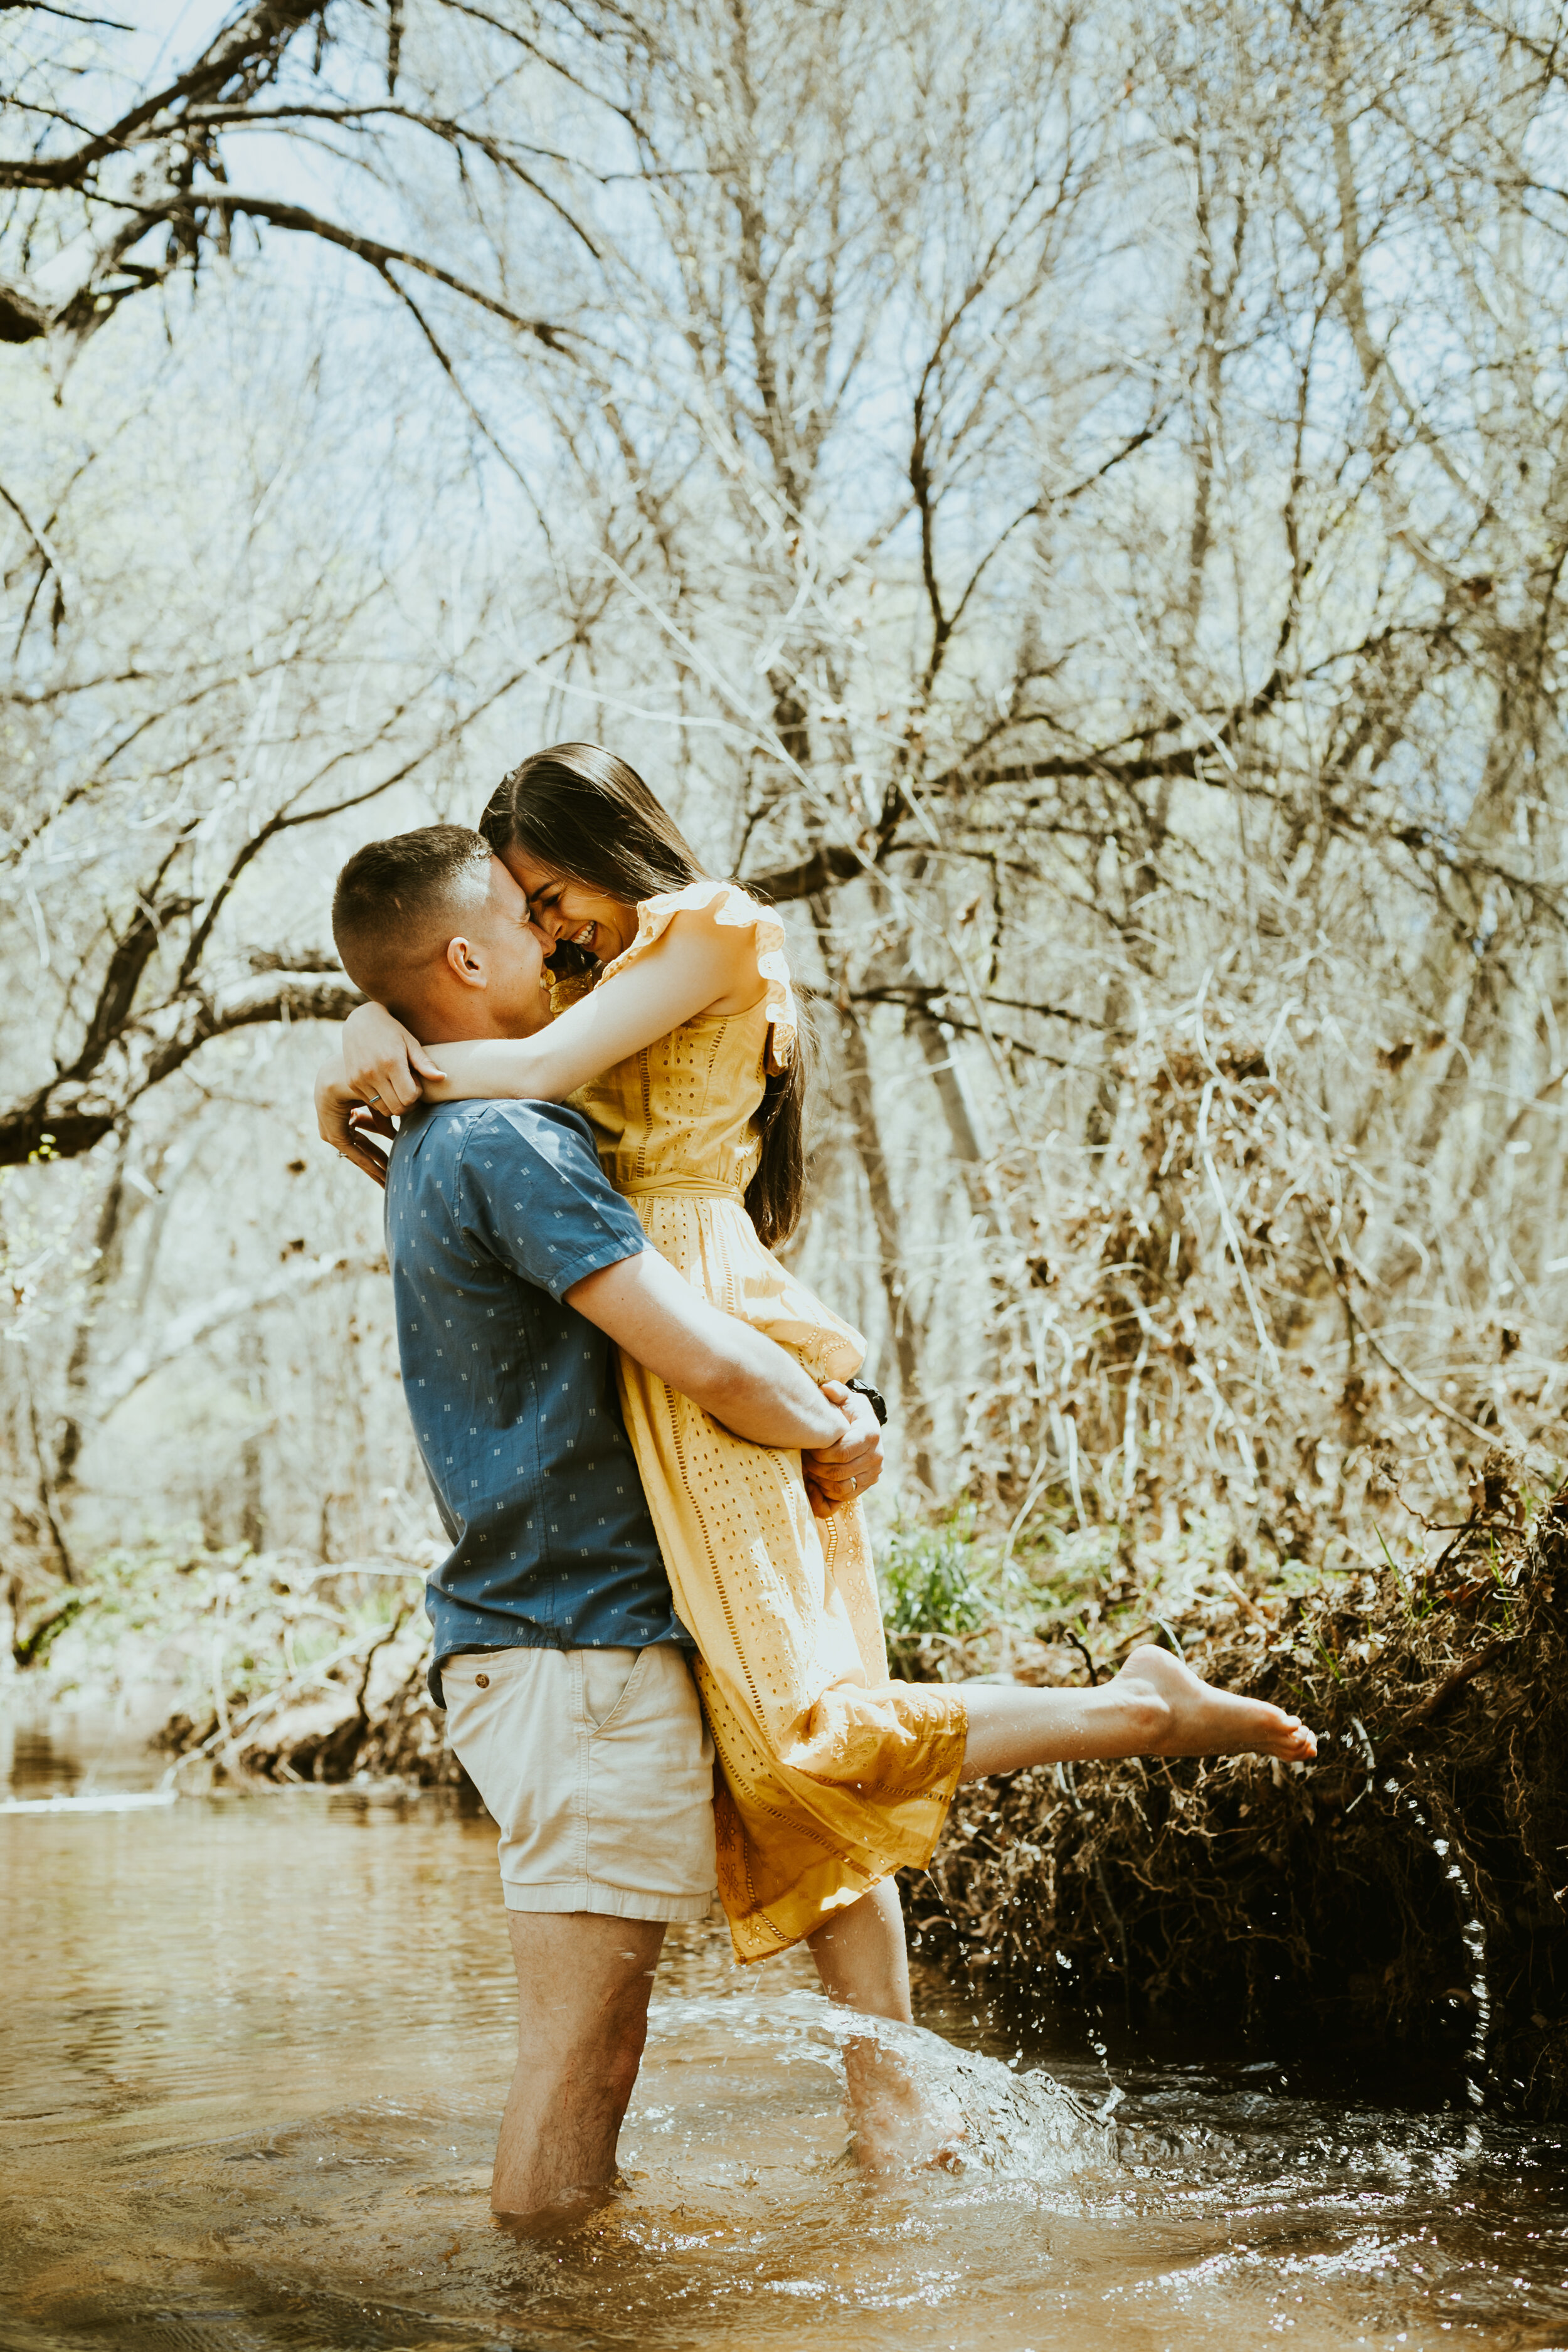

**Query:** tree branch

left=68, top=192, right=576, bottom=353
left=0, top=975, right=361, bottom=1168
left=97, top=1247, right=387, bottom=1419
left=744, top=842, right=868, bottom=903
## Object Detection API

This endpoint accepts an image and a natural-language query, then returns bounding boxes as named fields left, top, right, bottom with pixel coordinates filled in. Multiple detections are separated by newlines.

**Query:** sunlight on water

left=3, top=1724, right=1568, bottom=2351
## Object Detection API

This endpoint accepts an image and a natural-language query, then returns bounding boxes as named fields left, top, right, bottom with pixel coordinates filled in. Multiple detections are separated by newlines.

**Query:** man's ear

left=444, top=935, right=487, bottom=988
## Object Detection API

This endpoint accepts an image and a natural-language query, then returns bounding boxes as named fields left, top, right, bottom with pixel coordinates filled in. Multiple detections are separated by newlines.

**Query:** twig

left=1219, top=1566, right=1271, bottom=1628
left=1064, top=1629, right=1100, bottom=1686
left=352, top=1606, right=410, bottom=1724
left=1403, top=1636, right=1515, bottom=1729
left=1000, top=1449, right=1056, bottom=1574
left=1303, top=1213, right=1543, bottom=1462
left=1197, top=1080, right=1280, bottom=1377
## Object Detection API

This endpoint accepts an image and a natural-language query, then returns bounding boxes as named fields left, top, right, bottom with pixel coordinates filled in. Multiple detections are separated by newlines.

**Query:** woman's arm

left=340, top=1005, right=447, bottom=1116
left=319, top=901, right=765, bottom=1175
left=433, top=904, right=761, bottom=1101
left=315, top=1052, right=398, bottom=1185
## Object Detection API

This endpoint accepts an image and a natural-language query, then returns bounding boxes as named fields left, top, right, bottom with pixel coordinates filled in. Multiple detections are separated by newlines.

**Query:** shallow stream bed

left=4, top=1709, right=1568, bottom=2351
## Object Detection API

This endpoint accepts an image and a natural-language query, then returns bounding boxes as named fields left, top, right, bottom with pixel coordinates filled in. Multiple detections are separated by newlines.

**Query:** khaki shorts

left=441, top=1643, right=718, bottom=1920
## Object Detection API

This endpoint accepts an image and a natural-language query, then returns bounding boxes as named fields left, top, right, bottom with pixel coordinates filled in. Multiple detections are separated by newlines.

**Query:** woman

left=317, top=743, right=1315, bottom=1972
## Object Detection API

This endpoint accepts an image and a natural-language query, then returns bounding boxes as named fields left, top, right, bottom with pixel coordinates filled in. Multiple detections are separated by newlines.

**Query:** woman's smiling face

left=499, top=849, right=638, bottom=967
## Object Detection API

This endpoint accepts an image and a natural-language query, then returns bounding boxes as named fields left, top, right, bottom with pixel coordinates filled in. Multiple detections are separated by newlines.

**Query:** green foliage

left=13, top=1539, right=415, bottom=1712
left=879, top=1510, right=999, bottom=1644
left=11, top=1589, right=83, bottom=1668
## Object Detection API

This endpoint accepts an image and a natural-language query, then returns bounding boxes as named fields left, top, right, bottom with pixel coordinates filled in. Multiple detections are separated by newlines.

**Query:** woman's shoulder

left=599, top=877, right=798, bottom=1067
left=628, top=874, right=772, bottom=935
left=598, top=877, right=782, bottom=977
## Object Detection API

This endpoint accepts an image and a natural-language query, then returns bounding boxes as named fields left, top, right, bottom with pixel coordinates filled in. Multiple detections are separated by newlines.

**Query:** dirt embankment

left=9, top=1547, right=469, bottom=1794
left=157, top=1645, right=462, bottom=1789
left=913, top=1459, right=1568, bottom=2117
left=151, top=1600, right=464, bottom=1791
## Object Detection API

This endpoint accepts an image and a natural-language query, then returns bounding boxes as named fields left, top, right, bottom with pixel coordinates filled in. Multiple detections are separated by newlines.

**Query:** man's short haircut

left=332, top=825, right=493, bottom=1007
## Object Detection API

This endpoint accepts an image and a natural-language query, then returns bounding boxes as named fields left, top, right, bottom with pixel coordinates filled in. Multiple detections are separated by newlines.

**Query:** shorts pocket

left=581, top=1646, right=645, bottom=1732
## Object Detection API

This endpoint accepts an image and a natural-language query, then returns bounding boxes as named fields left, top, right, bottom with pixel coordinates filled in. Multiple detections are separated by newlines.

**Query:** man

left=325, top=825, right=889, bottom=2221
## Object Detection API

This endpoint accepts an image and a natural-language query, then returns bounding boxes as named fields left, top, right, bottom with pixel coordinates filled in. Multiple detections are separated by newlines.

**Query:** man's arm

left=565, top=1249, right=847, bottom=1452
left=448, top=1101, right=874, bottom=1473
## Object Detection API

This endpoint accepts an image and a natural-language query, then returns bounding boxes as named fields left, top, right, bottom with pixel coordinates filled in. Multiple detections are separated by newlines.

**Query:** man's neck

left=391, top=998, right=535, bottom=1048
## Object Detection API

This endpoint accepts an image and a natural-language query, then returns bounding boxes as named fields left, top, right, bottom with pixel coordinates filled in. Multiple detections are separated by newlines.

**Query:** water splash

left=1387, top=1775, right=1491, bottom=2139
left=1335, top=1710, right=1490, bottom=2135
left=640, top=1992, right=1117, bottom=2184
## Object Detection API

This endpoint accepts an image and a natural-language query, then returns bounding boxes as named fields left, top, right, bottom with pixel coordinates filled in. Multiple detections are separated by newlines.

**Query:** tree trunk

left=812, top=896, right=935, bottom=1490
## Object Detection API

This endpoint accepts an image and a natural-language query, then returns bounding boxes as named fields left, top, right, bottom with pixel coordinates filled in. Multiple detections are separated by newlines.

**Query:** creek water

left=4, top=1712, right=1568, bottom=2351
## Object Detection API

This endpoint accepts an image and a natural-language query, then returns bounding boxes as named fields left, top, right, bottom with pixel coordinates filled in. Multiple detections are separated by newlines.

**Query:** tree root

left=911, top=1461, right=1568, bottom=2116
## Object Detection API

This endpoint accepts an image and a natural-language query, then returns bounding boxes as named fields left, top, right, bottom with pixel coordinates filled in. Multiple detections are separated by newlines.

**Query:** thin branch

left=98, top=1248, right=387, bottom=1418
left=98, top=192, right=577, bottom=352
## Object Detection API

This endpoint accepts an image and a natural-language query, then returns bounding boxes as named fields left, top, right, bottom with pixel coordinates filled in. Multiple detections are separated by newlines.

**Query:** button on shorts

left=440, top=1643, right=718, bottom=1920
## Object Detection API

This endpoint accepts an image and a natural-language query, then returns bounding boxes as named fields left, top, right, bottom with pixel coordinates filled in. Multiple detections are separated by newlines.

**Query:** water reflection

left=6, top=1724, right=81, bottom=1795
left=3, top=1749, right=1567, bottom=2350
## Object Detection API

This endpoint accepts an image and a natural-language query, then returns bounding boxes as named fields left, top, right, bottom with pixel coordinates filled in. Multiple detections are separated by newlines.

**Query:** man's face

left=463, top=858, right=555, bottom=1035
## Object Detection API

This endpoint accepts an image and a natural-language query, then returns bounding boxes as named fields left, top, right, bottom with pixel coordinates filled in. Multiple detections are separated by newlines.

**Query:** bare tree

left=0, top=0, right=599, bottom=356
left=492, top=0, right=1568, bottom=1541
left=9, top=0, right=1568, bottom=1620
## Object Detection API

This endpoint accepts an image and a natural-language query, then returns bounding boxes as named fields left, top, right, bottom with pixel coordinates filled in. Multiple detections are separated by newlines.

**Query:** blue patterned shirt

left=383, top=1097, right=690, bottom=1702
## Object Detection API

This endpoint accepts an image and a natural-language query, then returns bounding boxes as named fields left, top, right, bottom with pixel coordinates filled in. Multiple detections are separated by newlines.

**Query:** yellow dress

left=571, top=879, right=969, bottom=1963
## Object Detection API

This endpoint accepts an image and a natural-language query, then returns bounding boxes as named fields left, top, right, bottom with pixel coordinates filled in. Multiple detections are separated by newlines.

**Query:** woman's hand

left=315, top=1054, right=396, bottom=1188
left=342, top=1001, right=448, bottom=1116
left=802, top=1380, right=885, bottom=1518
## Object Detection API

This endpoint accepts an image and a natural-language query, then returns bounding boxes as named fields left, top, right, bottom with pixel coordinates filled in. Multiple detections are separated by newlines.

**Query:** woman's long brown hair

left=479, top=742, right=808, bottom=1250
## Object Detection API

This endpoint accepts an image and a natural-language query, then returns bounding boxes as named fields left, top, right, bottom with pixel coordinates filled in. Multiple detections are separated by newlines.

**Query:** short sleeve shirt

left=383, top=1098, right=691, bottom=1697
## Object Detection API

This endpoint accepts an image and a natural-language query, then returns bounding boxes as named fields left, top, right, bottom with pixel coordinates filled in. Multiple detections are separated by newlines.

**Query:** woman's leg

left=807, top=1878, right=912, bottom=2024
left=797, top=1651, right=1310, bottom=2172
left=958, top=1643, right=1314, bottom=1782
left=807, top=1881, right=959, bottom=2170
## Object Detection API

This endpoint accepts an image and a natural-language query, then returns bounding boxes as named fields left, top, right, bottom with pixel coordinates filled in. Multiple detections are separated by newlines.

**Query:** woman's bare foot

left=1111, top=1644, right=1316, bottom=1761
left=842, top=2034, right=967, bottom=2175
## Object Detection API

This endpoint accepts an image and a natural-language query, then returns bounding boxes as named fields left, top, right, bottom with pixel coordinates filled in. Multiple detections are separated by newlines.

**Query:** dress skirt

left=612, top=1180, right=969, bottom=1963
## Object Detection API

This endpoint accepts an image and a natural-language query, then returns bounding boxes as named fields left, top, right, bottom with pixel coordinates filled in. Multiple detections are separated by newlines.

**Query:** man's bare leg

left=492, top=1912, right=665, bottom=2223
left=958, top=1643, right=1315, bottom=1780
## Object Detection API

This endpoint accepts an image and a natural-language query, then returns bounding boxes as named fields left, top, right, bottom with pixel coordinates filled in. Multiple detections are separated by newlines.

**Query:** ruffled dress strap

left=597, top=877, right=798, bottom=1074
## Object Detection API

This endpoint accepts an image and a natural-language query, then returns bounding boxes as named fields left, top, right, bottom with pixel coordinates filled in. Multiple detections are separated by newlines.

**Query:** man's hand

left=802, top=1379, right=884, bottom=1518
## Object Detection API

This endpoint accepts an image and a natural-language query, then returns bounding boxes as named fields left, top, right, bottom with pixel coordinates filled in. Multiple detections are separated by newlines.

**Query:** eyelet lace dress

left=570, top=879, right=969, bottom=1962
